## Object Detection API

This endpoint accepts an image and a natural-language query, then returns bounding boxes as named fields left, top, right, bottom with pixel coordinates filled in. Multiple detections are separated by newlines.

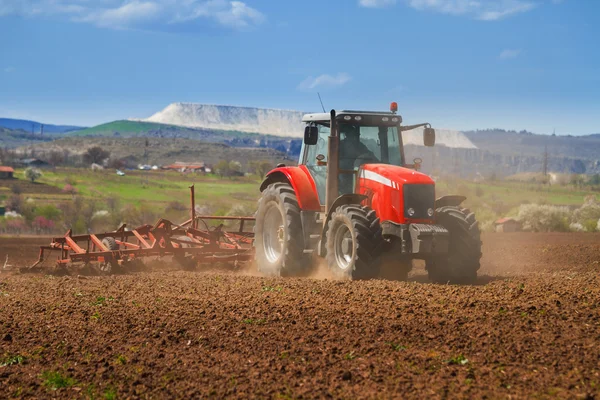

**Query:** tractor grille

left=403, top=184, right=435, bottom=219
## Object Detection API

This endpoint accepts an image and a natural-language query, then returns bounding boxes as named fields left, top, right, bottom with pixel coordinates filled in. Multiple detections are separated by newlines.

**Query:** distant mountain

left=143, top=103, right=306, bottom=137
left=0, top=118, right=85, bottom=134
left=405, top=129, right=600, bottom=178
left=0, top=126, right=56, bottom=148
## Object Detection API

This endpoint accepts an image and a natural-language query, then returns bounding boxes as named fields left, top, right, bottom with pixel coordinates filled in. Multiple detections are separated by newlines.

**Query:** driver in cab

left=338, top=124, right=378, bottom=194
left=339, top=125, right=378, bottom=171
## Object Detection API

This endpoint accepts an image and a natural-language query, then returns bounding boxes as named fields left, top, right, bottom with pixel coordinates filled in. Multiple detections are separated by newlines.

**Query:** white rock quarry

left=144, top=103, right=305, bottom=137
left=143, top=103, right=477, bottom=149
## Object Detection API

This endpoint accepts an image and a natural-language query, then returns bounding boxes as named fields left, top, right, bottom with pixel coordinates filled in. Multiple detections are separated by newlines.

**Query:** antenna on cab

left=317, top=92, right=326, bottom=113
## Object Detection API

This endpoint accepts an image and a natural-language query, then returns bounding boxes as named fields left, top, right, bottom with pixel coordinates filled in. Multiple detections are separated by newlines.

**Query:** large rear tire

left=325, top=205, right=383, bottom=280
left=426, top=206, right=482, bottom=284
left=254, top=183, right=310, bottom=276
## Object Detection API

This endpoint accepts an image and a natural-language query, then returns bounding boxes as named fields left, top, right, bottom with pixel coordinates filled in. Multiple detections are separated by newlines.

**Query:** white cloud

left=0, top=0, right=265, bottom=30
left=499, top=48, right=521, bottom=59
left=403, top=0, right=536, bottom=20
left=173, top=0, right=265, bottom=29
left=359, top=0, right=397, bottom=8
left=298, top=73, right=352, bottom=91
left=75, top=1, right=161, bottom=29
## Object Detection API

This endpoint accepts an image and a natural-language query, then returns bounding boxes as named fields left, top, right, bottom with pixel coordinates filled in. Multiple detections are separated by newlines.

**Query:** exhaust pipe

left=325, top=109, right=339, bottom=216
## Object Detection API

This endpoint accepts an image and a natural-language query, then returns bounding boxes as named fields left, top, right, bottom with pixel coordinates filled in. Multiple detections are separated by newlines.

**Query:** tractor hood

left=359, top=164, right=435, bottom=187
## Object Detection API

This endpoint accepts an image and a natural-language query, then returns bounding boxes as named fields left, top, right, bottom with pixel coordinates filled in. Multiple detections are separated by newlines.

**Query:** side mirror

left=423, top=127, right=435, bottom=147
left=304, top=126, right=318, bottom=145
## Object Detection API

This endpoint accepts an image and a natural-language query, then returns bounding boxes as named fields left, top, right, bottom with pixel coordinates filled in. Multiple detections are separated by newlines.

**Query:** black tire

left=426, top=206, right=482, bottom=284
left=325, top=205, right=383, bottom=280
left=100, top=237, right=119, bottom=273
left=102, top=237, right=119, bottom=251
left=254, top=183, right=310, bottom=276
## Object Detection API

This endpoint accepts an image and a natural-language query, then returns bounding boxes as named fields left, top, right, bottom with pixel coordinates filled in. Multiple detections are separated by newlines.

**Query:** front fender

left=260, top=166, right=321, bottom=211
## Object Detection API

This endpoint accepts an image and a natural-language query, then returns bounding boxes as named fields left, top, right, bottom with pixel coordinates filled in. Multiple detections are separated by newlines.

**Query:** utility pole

left=40, top=124, right=44, bottom=136
left=542, top=144, right=548, bottom=178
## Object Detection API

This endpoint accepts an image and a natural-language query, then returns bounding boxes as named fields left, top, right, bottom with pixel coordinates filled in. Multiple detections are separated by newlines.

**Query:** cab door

left=301, top=125, right=329, bottom=205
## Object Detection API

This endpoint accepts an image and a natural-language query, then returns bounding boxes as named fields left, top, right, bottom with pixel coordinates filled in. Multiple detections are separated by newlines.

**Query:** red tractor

left=254, top=103, right=482, bottom=283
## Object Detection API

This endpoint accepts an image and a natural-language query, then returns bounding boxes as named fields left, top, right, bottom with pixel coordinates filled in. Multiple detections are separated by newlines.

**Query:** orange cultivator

left=25, top=186, right=255, bottom=274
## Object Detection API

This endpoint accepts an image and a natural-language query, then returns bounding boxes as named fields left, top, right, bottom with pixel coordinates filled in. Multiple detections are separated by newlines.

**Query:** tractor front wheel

left=254, top=183, right=310, bottom=276
left=426, top=206, right=482, bottom=284
left=325, top=205, right=383, bottom=280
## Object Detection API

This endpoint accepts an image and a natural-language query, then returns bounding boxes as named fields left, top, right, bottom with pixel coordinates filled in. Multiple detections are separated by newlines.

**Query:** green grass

left=68, top=120, right=183, bottom=136
left=33, top=167, right=260, bottom=210
left=0, top=354, right=25, bottom=366
left=41, top=370, right=77, bottom=390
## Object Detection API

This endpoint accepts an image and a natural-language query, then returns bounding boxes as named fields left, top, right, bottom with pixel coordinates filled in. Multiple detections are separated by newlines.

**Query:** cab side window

left=305, top=125, right=329, bottom=165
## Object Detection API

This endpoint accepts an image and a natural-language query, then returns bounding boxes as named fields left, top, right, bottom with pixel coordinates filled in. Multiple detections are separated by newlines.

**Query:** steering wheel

left=353, top=153, right=378, bottom=168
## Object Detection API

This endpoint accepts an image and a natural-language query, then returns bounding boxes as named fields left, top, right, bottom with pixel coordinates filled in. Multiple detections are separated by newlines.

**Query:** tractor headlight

left=427, top=208, right=434, bottom=217
left=407, top=208, right=415, bottom=217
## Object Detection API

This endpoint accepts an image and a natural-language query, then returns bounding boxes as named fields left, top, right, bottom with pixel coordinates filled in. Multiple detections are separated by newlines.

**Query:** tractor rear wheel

left=426, top=206, right=482, bottom=284
left=254, top=183, right=310, bottom=276
left=325, top=205, right=383, bottom=280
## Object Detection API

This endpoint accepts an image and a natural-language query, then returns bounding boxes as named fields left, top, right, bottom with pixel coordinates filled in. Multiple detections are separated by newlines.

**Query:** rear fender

left=434, top=195, right=466, bottom=209
left=260, top=166, right=321, bottom=211
left=318, top=194, right=367, bottom=256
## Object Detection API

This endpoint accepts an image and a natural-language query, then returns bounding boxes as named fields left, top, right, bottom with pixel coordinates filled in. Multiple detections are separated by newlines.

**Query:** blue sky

left=0, top=0, right=598, bottom=134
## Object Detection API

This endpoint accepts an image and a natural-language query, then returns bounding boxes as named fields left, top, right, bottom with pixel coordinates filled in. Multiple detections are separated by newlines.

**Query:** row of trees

left=1, top=146, right=277, bottom=177
left=0, top=146, right=112, bottom=168
left=212, top=160, right=274, bottom=178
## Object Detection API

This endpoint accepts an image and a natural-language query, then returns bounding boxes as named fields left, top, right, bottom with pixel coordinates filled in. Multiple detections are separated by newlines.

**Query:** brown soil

left=1, top=232, right=599, bottom=398
left=0, top=179, right=64, bottom=195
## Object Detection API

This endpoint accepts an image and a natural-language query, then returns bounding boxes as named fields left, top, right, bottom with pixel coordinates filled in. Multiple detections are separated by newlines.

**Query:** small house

left=494, top=218, right=522, bottom=233
left=0, top=166, right=14, bottom=179
left=19, top=158, right=52, bottom=169
left=162, top=162, right=208, bottom=173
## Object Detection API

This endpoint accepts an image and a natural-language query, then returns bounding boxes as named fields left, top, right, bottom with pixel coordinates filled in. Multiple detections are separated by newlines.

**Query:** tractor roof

left=302, top=110, right=399, bottom=123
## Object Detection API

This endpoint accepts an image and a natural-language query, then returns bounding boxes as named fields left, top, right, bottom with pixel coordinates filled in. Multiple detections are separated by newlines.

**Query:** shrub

left=572, top=196, right=600, bottom=227
left=32, top=216, right=55, bottom=233
left=6, top=194, right=22, bottom=213
left=36, top=204, right=61, bottom=221
left=516, top=204, right=570, bottom=232
left=62, top=184, right=77, bottom=195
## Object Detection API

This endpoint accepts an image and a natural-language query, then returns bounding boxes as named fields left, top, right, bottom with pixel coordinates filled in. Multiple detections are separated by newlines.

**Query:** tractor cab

left=300, top=110, right=405, bottom=204
left=300, top=105, right=435, bottom=207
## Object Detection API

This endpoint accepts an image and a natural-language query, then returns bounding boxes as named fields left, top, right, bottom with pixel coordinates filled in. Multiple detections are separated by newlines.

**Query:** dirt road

left=1, top=233, right=599, bottom=398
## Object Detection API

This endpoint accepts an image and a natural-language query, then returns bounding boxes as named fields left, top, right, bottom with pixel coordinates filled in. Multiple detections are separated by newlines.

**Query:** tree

left=215, top=160, right=230, bottom=177
left=83, top=146, right=110, bottom=165
left=25, top=167, right=42, bottom=183
left=249, top=160, right=273, bottom=177
left=228, top=161, right=242, bottom=175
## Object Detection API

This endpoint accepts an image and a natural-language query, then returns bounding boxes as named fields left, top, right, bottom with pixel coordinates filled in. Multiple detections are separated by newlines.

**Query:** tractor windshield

left=338, top=123, right=403, bottom=171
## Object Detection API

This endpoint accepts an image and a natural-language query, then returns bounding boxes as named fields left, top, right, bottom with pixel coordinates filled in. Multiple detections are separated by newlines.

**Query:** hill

left=0, top=117, right=85, bottom=134
left=65, top=120, right=302, bottom=158
left=16, top=137, right=295, bottom=168
left=0, top=126, right=55, bottom=148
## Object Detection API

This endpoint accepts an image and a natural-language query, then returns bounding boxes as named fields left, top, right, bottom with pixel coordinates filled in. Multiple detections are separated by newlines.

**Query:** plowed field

left=1, top=233, right=599, bottom=399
